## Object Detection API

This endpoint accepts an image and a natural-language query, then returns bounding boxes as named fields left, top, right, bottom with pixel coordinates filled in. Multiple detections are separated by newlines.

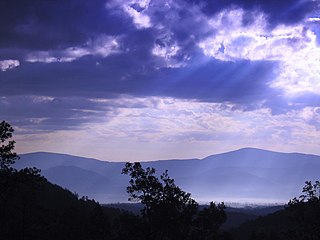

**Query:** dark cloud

left=0, top=52, right=278, bottom=103
left=0, top=0, right=316, bottom=54
left=143, top=59, right=279, bottom=108
left=0, top=96, right=113, bottom=131
left=187, top=0, right=318, bottom=26
left=1, top=0, right=319, bottom=131
left=0, top=0, right=132, bottom=50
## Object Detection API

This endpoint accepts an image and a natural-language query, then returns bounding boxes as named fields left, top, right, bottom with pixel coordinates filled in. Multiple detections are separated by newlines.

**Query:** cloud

left=0, top=0, right=319, bottom=138
left=0, top=95, right=163, bottom=131
left=198, top=8, right=316, bottom=62
left=18, top=95, right=316, bottom=145
left=193, top=0, right=318, bottom=26
left=123, top=4, right=152, bottom=29
left=0, top=96, right=114, bottom=131
left=0, top=0, right=130, bottom=50
left=270, top=28, right=320, bottom=96
left=0, top=59, right=20, bottom=71
left=0, top=54, right=278, bottom=109
left=25, top=35, right=121, bottom=63
left=13, top=96, right=320, bottom=161
left=106, top=0, right=152, bottom=29
left=152, top=37, right=189, bottom=68
left=198, top=7, right=320, bottom=96
left=308, top=17, right=320, bottom=22
left=0, top=1, right=318, bottom=111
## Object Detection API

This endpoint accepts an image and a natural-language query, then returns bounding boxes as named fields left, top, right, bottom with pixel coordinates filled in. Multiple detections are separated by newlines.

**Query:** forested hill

left=0, top=168, right=115, bottom=240
left=1, top=118, right=319, bottom=240
left=230, top=194, right=320, bottom=240
left=2, top=164, right=319, bottom=240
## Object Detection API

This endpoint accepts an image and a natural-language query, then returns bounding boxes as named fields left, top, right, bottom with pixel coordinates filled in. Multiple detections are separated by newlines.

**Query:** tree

left=122, top=162, right=198, bottom=212
left=0, top=121, right=46, bottom=240
left=285, top=180, right=320, bottom=240
left=288, top=180, right=320, bottom=206
left=193, top=202, right=227, bottom=240
left=121, top=162, right=163, bottom=216
left=0, top=121, right=116, bottom=240
left=122, top=162, right=227, bottom=240
left=0, top=121, right=19, bottom=170
left=122, top=162, right=198, bottom=239
left=299, top=180, right=320, bottom=202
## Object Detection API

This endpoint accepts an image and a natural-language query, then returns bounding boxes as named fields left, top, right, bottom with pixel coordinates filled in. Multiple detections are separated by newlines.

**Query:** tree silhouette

left=0, top=122, right=113, bottom=240
left=0, top=121, right=230, bottom=240
left=121, top=162, right=163, bottom=216
left=122, top=162, right=227, bottom=240
left=292, top=180, right=320, bottom=203
left=0, top=121, right=19, bottom=170
left=193, top=202, right=227, bottom=240
left=285, top=180, right=320, bottom=239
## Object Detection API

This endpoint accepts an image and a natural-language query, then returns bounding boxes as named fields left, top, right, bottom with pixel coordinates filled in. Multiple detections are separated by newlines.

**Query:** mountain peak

left=202, top=147, right=281, bottom=161
left=16, top=149, right=320, bottom=204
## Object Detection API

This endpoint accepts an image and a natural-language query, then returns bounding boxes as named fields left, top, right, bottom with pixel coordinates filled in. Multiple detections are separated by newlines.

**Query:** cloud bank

left=0, top=0, right=319, bottom=159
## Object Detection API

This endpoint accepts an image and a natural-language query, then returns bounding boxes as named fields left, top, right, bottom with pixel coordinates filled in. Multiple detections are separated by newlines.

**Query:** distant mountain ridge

left=15, top=148, right=320, bottom=204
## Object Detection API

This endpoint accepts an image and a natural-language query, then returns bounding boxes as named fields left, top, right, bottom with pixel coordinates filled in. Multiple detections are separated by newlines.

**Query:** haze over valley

left=15, top=147, right=320, bottom=205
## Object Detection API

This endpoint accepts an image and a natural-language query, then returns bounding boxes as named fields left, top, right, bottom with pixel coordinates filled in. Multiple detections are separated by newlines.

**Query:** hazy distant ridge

left=15, top=148, right=320, bottom=204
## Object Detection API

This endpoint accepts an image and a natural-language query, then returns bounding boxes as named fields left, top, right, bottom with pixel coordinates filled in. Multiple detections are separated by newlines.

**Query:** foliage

left=122, top=162, right=198, bottom=213
left=0, top=121, right=228, bottom=240
left=0, top=121, right=19, bottom=170
left=4, top=120, right=320, bottom=240
left=288, top=180, right=320, bottom=205
left=192, top=202, right=227, bottom=240
left=0, top=121, right=112, bottom=240
left=121, top=162, right=164, bottom=215
left=122, top=162, right=228, bottom=240
left=231, top=180, right=320, bottom=240
left=283, top=181, right=320, bottom=240
left=0, top=168, right=115, bottom=240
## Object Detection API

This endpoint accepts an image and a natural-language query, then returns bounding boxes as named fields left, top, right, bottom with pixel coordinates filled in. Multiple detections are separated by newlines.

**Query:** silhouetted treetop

left=0, top=121, right=19, bottom=170
left=122, top=162, right=228, bottom=240
left=122, top=162, right=198, bottom=215
left=289, top=180, right=320, bottom=205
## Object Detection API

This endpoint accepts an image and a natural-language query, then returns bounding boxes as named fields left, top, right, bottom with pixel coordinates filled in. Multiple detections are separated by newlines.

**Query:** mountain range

left=14, top=148, right=320, bottom=204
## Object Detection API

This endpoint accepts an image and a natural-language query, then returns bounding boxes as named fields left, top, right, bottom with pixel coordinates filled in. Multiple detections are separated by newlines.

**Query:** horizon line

left=17, top=146, right=320, bottom=163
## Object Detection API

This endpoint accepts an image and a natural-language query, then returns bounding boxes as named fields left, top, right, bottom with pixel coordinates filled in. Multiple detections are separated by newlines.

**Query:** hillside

left=230, top=199, right=320, bottom=240
left=0, top=168, right=112, bottom=240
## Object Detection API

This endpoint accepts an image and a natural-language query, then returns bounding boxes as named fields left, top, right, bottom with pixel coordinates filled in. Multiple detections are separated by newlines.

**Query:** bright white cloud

left=198, top=8, right=320, bottom=96
left=25, top=35, right=120, bottom=63
left=0, top=59, right=20, bottom=71
left=123, top=5, right=152, bottom=29
left=106, top=0, right=152, bottom=29
left=308, top=17, right=320, bottom=22
left=270, top=30, right=320, bottom=96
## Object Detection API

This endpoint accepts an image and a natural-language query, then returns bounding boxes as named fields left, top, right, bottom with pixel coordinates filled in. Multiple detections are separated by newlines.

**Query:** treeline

left=0, top=167, right=109, bottom=240
left=0, top=121, right=230, bottom=240
left=231, top=180, right=320, bottom=240
left=1, top=121, right=320, bottom=240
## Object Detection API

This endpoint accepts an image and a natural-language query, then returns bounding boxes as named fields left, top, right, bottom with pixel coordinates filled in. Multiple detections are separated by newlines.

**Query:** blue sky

left=1, top=0, right=320, bottom=161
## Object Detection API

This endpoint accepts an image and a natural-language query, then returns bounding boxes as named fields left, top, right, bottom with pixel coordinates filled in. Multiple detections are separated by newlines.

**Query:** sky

left=1, top=0, right=320, bottom=161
